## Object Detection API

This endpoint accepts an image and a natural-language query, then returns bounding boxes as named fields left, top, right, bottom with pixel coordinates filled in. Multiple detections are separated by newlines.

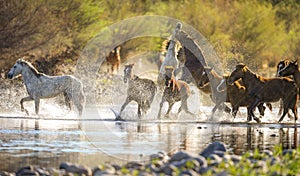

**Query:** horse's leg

left=178, top=95, right=193, bottom=116
left=157, top=97, right=166, bottom=119
left=278, top=99, right=283, bottom=117
left=165, top=102, right=175, bottom=118
left=34, top=98, right=40, bottom=114
left=137, top=104, right=142, bottom=119
left=257, top=103, right=266, bottom=117
left=20, top=96, right=33, bottom=115
left=64, top=92, right=71, bottom=110
left=231, top=105, right=238, bottom=119
left=278, top=107, right=288, bottom=123
left=120, top=97, right=131, bottom=115
left=249, top=98, right=261, bottom=123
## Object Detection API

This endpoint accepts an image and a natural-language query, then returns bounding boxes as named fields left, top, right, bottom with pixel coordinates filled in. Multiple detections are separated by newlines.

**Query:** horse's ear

left=204, top=66, right=213, bottom=72
left=236, top=63, right=246, bottom=70
left=293, top=60, right=298, bottom=66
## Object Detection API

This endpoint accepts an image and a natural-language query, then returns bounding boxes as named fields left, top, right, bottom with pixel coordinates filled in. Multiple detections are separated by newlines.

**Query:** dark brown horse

left=119, top=63, right=157, bottom=120
left=228, top=63, right=298, bottom=123
left=276, top=59, right=293, bottom=118
left=200, top=67, right=270, bottom=122
left=157, top=66, right=193, bottom=119
left=106, top=46, right=121, bottom=73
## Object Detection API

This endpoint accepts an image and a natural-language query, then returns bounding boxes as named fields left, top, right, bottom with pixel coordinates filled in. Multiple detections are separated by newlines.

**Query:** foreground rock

left=3, top=141, right=300, bottom=175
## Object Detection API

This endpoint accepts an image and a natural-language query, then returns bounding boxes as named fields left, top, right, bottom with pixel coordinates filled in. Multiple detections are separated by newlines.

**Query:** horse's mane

left=17, top=59, right=43, bottom=77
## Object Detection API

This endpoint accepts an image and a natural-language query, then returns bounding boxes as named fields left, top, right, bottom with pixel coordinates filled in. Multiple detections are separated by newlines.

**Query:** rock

left=125, top=161, right=143, bottom=170
left=208, top=154, right=223, bottom=166
left=160, top=164, right=177, bottom=175
left=216, top=171, right=228, bottom=176
left=193, top=155, right=207, bottom=168
left=16, top=166, right=39, bottom=176
left=282, top=149, right=294, bottom=156
left=179, top=169, right=199, bottom=176
left=200, top=141, right=226, bottom=158
left=0, top=171, right=14, bottom=176
left=263, top=150, right=273, bottom=157
left=170, top=151, right=199, bottom=163
left=16, top=166, right=47, bottom=176
left=92, top=165, right=116, bottom=176
left=60, top=162, right=91, bottom=176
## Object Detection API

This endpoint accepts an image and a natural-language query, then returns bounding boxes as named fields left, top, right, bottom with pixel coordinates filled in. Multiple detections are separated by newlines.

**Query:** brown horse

left=276, top=59, right=293, bottom=118
left=228, top=63, right=298, bottom=123
left=157, top=66, right=193, bottom=119
left=200, top=67, right=269, bottom=122
left=119, top=63, right=157, bottom=120
left=106, top=46, right=121, bottom=73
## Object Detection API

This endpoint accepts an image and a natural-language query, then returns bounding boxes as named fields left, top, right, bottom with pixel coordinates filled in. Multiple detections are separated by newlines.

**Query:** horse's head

left=123, top=63, right=134, bottom=83
left=276, top=59, right=290, bottom=77
left=198, top=67, right=211, bottom=88
left=7, top=58, right=25, bottom=79
left=164, top=66, right=175, bottom=87
left=227, top=63, right=247, bottom=85
left=278, top=60, right=298, bottom=77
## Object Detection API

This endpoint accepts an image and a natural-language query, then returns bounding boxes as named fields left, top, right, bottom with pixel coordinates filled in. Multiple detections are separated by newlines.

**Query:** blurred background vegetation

left=1, top=0, right=300, bottom=74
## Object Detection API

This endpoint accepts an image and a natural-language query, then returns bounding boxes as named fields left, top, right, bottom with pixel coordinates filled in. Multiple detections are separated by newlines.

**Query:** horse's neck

left=209, top=71, right=222, bottom=88
left=129, top=75, right=139, bottom=83
left=243, top=69, right=261, bottom=88
left=292, top=70, right=300, bottom=86
left=21, top=66, right=42, bottom=88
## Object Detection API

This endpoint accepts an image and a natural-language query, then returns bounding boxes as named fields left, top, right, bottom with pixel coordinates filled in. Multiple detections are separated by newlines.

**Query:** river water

left=0, top=105, right=298, bottom=172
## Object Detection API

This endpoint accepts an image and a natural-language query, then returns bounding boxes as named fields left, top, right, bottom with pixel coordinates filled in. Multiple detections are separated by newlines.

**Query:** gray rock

left=0, top=171, right=14, bottom=176
left=216, top=171, right=228, bottom=176
left=194, top=155, right=207, bottom=168
left=179, top=170, right=199, bottom=176
left=170, top=151, right=199, bottom=163
left=16, top=166, right=39, bottom=176
left=200, top=141, right=226, bottom=158
left=263, top=150, right=273, bottom=157
left=282, top=149, right=294, bottom=156
left=60, top=162, right=91, bottom=176
left=160, top=164, right=177, bottom=175
left=125, top=161, right=143, bottom=170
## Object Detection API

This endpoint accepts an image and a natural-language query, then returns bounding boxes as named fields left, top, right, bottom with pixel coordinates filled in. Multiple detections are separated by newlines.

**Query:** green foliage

left=2, top=0, right=300, bottom=71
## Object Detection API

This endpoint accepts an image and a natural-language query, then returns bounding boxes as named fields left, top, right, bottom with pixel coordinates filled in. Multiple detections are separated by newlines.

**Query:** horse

left=7, top=58, right=85, bottom=116
left=275, top=59, right=293, bottom=118
left=157, top=66, right=193, bottom=119
left=227, top=63, right=298, bottom=123
left=119, top=63, right=157, bottom=120
left=200, top=67, right=270, bottom=122
left=106, top=46, right=121, bottom=73
left=157, top=23, right=183, bottom=90
left=278, top=60, right=300, bottom=87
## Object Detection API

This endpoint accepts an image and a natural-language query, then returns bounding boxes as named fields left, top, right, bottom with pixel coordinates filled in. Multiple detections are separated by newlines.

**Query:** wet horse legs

left=20, top=96, right=34, bottom=115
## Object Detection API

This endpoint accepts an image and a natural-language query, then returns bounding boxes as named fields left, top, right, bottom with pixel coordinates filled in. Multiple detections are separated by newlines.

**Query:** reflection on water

left=0, top=113, right=299, bottom=172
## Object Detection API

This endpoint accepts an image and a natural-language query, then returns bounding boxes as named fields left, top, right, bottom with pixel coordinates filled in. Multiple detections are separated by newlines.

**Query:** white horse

left=7, top=59, right=85, bottom=116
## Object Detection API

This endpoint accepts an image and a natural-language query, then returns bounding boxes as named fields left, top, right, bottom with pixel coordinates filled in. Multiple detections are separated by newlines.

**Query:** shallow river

left=0, top=105, right=299, bottom=172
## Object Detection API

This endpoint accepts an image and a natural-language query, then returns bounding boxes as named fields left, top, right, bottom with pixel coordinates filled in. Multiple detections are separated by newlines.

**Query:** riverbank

left=1, top=141, right=299, bottom=176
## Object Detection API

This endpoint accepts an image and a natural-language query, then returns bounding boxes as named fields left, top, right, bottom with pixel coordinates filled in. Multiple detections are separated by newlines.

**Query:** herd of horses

left=5, top=23, right=300, bottom=124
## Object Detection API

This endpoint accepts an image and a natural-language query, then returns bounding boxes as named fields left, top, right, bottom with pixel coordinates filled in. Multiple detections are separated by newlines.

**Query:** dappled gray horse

left=119, top=63, right=157, bottom=120
left=7, top=59, right=85, bottom=116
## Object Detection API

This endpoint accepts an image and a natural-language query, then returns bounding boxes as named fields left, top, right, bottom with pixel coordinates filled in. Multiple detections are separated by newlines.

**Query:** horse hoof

left=254, top=118, right=261, bottom=123
left=115, top=117, right=125, bottom=121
